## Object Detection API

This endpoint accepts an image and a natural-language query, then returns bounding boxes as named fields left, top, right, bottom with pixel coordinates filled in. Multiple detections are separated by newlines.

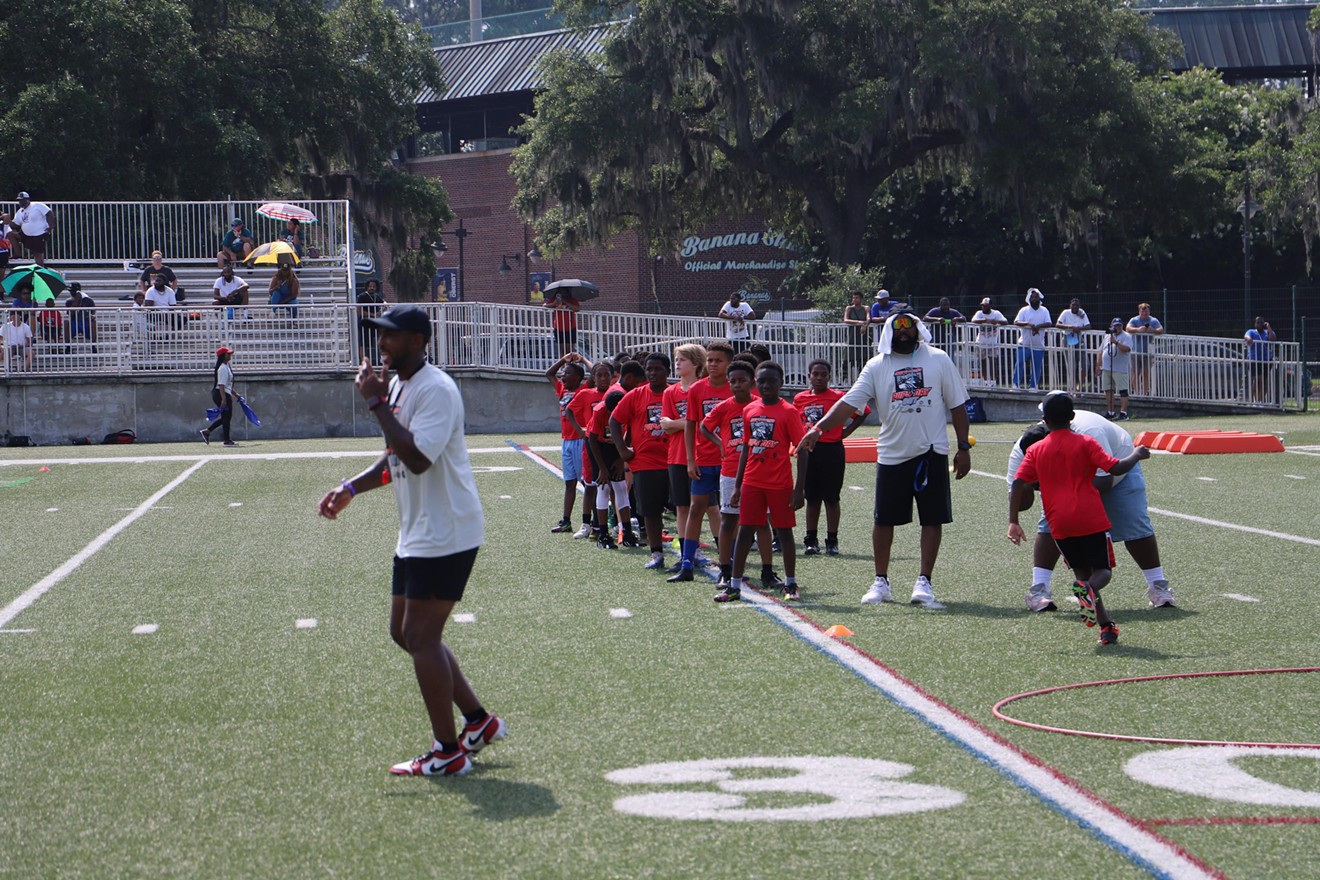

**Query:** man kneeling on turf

left=1008, top=393, right=1150, bottom=646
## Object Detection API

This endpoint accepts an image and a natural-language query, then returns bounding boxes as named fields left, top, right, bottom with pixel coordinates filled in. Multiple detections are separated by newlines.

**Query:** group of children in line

left=546, top=342, right=866, bottom=603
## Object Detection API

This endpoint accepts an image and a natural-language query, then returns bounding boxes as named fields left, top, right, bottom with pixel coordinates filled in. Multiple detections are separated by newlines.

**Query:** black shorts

left=668, top=463, right=692, bottom=508
left=1054, top=532, right=1110, bottom=575
left=873, top=450, right=952, bottom=527
left=554, top=327, right=578, bottom=352
left=392, top=547, right=479, bottom=601
left=633, top=468, right=669, bottom=518
left=805, top=440, right=846, bottom=503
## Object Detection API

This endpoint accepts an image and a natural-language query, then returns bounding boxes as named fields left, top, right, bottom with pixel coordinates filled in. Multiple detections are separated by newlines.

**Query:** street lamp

left=430, top=218, right=469, bottom=301
left=498, top=252, right=521, bottom=274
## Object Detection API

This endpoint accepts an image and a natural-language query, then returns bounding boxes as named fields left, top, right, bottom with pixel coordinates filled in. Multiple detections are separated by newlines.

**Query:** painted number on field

left=1125, top=746, right=1320, bottom=807
left=606, top=756, right=965, bottom=821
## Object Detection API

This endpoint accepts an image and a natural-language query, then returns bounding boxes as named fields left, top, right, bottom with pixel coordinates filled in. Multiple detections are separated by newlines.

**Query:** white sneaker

left=1025, top=583, right=1057, bottom=612
left=1147, top=580, right=1176, bottom=608
left=572, top=523, right=593, bottom=539
left=910, top=576, right=945, bottom=609
left=861, top=576, right=892, bottom=604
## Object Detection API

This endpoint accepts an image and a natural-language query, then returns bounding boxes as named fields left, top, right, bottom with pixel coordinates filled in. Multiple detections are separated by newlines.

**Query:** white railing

left=4, top=200, right=352, bottom=268
left=1, top=302, right=1304, bottom=409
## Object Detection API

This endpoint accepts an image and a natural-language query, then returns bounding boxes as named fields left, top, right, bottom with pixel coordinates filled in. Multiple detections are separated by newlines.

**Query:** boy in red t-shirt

left=610, top=352, right=673, bottom=570
left=724, top=361, right=809, bottom=602
left=545, top=353, right=595, bottom=535
left=792, top=358, right=869, bottom=557
left=671, top=341, right=734, bottom=581
left=1008, top=393, right=1150, bottom=645
left=588, top=390, right=638, bottom=549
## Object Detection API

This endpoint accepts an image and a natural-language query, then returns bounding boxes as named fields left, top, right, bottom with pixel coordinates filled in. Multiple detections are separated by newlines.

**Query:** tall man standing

left=318, top=305, right=505, bottom=777
left=718, top=291, right=755, bottom=352
left=12, top=192, right=53, bottom=266
left=798, top=311, right=972, bottom=609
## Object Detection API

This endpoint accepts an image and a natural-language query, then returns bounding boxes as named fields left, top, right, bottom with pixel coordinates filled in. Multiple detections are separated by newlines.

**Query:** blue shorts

left=561, top=438, right=585, bottom=482
left=1037, top=464, right=1153, bottom=543
left=691, top=465, right=720, bottom=497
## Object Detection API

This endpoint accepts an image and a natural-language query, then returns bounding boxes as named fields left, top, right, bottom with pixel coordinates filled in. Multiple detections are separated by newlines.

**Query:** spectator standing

left=218, top=218, right=255, bottom=267
left=357, top=279, right=385, bottom=362
left=1244, top=316, right=1277, bottom=403
left=970, top=297, right=1007, bottom=386
left=798, top=311, right=973, bottom=609
left=718, top=291, right=756, bottom=352
left=1097, top=318, right=1133, bottom=420
left=1055, top=297, right=1091, bottom=391
left=1125, top=303, right=1164, bottom=396
left=842, top=291, right=871, bottom=374
left=0, top=213, right=13, bottom=278
left=2, top=309, right=33, bottom=371
left=201, top=346, right=239, bottom=447
left=923, top=297, right=965, bottom=349
left=1012, top=288, right=1051, bottom=389
left=868, top=289, right=906, bottom=346
left=12, top=192, right=53, bottom=266
left=268, top=264, right=300, bottom=317
left=66, top=282, right=97, bottom=346
left=138, top=251, right=178, bottom=294
left=545, top=289, right=581, bottom=357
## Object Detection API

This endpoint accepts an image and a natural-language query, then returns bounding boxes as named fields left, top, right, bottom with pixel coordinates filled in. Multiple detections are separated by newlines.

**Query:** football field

left=1, top=413, right=1318, bottom=879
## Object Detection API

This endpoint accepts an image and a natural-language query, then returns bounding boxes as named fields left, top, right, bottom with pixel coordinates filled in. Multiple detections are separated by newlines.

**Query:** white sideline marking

left=46, top=508, right=58, bottom=512
left=1196, top=477, right=1217, bottom=482
left=741, top=590, right=1220, bottom=879
left=499, top=495, right=513, bottom=499
left=229, top=502, right=243, bottom=507
left=0, top=629, right=35, bottom=634
left=0, top=447, right=518, bottom=468
left=1222, top=593, right=1261, bottom=603
left=609, top=608, right=633, bottom=618
left=1286, top=475, right=1307, bottom=480
left=295, top=618, right=318, bottom=629
left=1287, top=449, right=1320, bottom=457
left=848, top=485, right=864, bottom=491
left=453, top=613, right=476, bottom=623
left=132, top=624, right=158, bottom=635
left=0, top=460, right=208, bottom=629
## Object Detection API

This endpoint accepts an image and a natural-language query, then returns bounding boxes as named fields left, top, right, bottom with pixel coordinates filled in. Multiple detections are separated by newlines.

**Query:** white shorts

left=719, top=474, right=740, bottom=515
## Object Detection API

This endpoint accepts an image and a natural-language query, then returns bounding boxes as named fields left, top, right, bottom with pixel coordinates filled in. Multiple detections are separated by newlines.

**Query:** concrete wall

left=0, top=370, right=562, bottom=445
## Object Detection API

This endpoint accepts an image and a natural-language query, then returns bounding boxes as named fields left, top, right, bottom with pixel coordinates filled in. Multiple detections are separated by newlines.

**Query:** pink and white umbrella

left=256, top=202, right=318, bottom=224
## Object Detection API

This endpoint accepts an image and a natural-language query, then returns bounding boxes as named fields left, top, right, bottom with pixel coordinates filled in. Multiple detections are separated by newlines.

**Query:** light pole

left=1238, top=173, right=1259, bottom=330
left=430, top=218, right=469, bottom=301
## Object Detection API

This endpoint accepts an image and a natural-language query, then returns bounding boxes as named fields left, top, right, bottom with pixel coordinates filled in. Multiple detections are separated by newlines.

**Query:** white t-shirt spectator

left=1014, top=304, right=1051, bottom=349
left=2, top=319, right=33, bottom=349
left=972, top=309, right=1006, bottom=347
left=1100, top=331, right=1133, bottom=373
left=1056, top=308, right=1090, bottom=346
left=840, top=343, right=968, bottom=464
left=214, top=275, right=249, bottom=302
left=14, top=202, right=51, bottom=236
left=145, top=287, right=177, bottom=308
left=387, top=362, right=485, bottom=558
left=719, top=300, right=755, bottom=340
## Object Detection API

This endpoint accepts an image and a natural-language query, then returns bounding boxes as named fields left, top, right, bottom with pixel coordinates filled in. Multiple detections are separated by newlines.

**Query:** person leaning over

left=66, top=282, right=97, bottom=347
left=218, top=218, right=255, bottom=268
left=1125, top=303, right=1163, bottom=396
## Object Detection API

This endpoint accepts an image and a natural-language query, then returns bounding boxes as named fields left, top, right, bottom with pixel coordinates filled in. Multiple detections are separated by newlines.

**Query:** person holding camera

left=1096, top=318, right=1133, bottom=421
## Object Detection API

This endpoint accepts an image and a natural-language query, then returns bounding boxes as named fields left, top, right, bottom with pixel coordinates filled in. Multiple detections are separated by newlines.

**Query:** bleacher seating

left=33, top=260, right=350, bottom=306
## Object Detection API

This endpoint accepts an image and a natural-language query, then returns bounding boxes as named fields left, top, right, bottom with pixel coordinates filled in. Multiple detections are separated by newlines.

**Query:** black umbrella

left=543, top=279, right=599, bottom=301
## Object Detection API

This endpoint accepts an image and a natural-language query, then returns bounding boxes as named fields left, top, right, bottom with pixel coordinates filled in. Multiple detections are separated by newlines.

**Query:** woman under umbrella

left=201, top=346, right=238, bottom=447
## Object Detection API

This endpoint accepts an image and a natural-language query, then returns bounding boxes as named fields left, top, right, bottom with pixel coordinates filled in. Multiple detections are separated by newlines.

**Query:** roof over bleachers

left=1150, top=4, right=1318, bottom=78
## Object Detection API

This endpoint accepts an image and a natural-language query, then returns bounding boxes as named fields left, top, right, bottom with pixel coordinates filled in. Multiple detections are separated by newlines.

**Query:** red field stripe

left=1144, top=816, right=1320, bottom=827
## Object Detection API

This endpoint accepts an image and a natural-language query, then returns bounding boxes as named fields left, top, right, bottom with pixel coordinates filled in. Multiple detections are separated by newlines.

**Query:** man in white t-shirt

left=970, top=297, right=1007, bottom=386
left=212, top=262, right=250, bottom=313
left=12, top=191, right=53, bottom=265
left=798, top=310, right=972, bottom=609
left=318, top=306, right=505, bottom=778
left=1055, top=297, right=1091, bottom=391
left=1012, top=288, right=1051, bottom=389
left=2, top=309, right=34, bottom=371
left=718, top=291, right=756, bottom=352
left=144, top=274, right=177, bottom=308
left=1006, top=394, right=1174, bottom=611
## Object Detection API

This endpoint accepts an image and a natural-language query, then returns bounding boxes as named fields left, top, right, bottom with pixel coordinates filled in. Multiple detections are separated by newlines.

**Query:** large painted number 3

left=606, top=756, right=965, bottom=822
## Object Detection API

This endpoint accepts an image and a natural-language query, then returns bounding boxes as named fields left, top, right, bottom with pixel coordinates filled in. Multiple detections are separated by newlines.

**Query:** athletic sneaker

left=1025, top=583, right=1057, bottom=613
left=222, top=441, right=238, bottom=448
left=1072, top=580, right=1098, bottom=627
left=1147, top=580, right=1176, bottom=608
left=199, top=429, right=210, bottom=445
left=761, top=571, right=786, bottom=590
left=619, top=533, right=643, bottom=548
left=597, top=532, right=617, bottom=550
left=665, top=561, right=684, bottom=574
left=1104, top=411, right=1117, bottom=421
left=782, top=584, right=801, bottom=602
left=1097, top=623, right=1120, bottom=646
left=715, top=574, right=732, bottom=589
left=909, top=575, right=946, bottom=610
left=550, top=519, right=573, bottom=533
left=572, top=523, right=593, bottom=539
left=803, top=538, right=820, bottom=556
left=825, top=541, right=840, bottom=557
left=389, top=747, right=471, bottom=777
left=1116, top=412, right=1130, bottom=422
left=461, top=714, right=507, bottom=754
left=643, top=555, right=667, bottom=570
left=861, top=576, right=892, bottom=604
left=713, top=587, right=741, bottom=603
left=666, top=567, right=694, bottom=583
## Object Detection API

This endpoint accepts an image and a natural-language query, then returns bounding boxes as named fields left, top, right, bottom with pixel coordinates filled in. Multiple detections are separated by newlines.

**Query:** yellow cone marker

left=824, top=624, right=855, bottom=638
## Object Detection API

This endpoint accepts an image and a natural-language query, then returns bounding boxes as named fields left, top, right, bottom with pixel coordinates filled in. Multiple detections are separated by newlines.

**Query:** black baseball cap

left=1042, top=391, right=1075, bottom=426
left=362, top=305, right=432, bottom=341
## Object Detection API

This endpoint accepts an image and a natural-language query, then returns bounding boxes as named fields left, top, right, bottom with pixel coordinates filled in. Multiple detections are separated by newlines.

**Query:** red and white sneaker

left=389, top=747, right=471, bottom=777
left=461, top=714, right=507, bottom=754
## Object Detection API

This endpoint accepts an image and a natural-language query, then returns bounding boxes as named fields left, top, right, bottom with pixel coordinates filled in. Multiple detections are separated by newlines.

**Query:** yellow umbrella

left=244, top=240, right=301, bottom=267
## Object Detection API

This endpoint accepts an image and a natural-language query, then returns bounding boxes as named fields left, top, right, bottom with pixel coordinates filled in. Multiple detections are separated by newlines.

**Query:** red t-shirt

left=1015, top=429, right=1120, bottom=539
left=553, top=380, right=595, bottom=441
left=611, top=383, right=669, bottom=472
left=662, top=381, right=691, bottom=466
left=702, top=396, right=750, bottom=477
left=792, top=387, right=868, bottom=444
left=741, top=398, right=807, bottom=490
left=590, top=404, right=612, bottom=441
left=685, top=377, right=733, bottom=467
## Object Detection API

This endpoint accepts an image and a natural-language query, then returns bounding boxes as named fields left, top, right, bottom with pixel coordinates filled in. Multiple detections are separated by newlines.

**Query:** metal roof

left=418, top=25, right=613, bottom=104
left=1149, top=4, right=1318, bottom=73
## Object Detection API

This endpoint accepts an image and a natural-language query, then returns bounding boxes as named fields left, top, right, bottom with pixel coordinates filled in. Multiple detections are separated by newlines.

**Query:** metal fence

left=2, top=302, right=1305, bottom=409
left=5, top=200, right=352, bottom=269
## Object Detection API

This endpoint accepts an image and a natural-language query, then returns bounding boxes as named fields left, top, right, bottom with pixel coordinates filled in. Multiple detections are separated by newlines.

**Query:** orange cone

left=824, top=624, right=855, bottom=638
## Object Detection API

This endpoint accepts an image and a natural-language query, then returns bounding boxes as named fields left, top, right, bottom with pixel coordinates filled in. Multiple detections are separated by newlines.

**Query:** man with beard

left=798, top=311, right=972, bottom=609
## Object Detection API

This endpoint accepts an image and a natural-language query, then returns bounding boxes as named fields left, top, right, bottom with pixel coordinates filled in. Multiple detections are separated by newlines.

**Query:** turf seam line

left=739, top=588, right=1225, bottom=880
left=0, top=460, right=208, bottom=629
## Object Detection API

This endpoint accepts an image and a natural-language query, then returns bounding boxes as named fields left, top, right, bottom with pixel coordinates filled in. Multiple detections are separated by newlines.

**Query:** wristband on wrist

left=340, top=479, right=356, bottom=497
left=367, top=395, right=385, bottom=411
left=957, top=440, right=972, bottom=452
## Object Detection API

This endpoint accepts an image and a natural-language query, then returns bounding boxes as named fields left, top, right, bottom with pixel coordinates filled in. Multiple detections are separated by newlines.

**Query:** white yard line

left=0, top=460, right=208, bottom=629
left=0, top=447, right=518, bottom=467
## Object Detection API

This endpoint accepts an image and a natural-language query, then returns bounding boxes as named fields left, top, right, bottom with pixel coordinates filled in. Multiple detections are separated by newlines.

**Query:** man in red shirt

left=610, top=352, right=673, bottom=570
left=725, top=361, right=809, bottom=602
left=545, top=290, right=581, bottom=358
left=792, top=359, right=869, bottom=556
left=670, top=342, right=735, bottom=581
left=545, top=353, right=596, bottom=535
left=1008, top=393, right=1150, bottom=645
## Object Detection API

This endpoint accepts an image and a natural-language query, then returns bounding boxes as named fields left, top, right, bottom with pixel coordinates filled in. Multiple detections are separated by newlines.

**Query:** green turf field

left=1, top=413, right=1317, bottom=879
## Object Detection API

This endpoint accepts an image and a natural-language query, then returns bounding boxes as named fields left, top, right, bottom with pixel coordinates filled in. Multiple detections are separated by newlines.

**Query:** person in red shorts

left=610, top=352, right=673, bottom=570
left=1008, top=392, right=1150, bottom=646
left=671, top=341, right=735, bottom=582
left=792, top=358, right=869, bottom=557
left=725, top=361, right=809, bottom=602
left=545, top=352, right=596, bottom=535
